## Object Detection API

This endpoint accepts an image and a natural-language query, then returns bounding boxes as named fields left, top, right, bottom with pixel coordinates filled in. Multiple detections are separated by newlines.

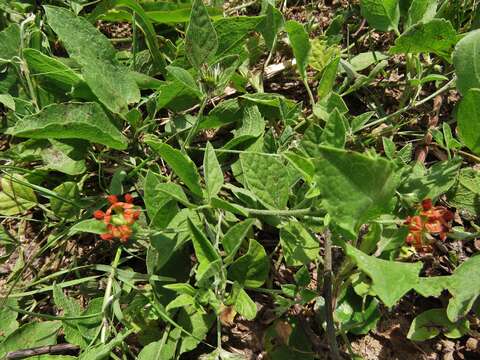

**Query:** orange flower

left=404, top=198, right=453, bottom=251
left=94, top=194, right=140, bottom=243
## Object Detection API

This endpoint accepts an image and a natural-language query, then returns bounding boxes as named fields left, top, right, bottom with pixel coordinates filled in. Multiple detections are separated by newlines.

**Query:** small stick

left=323, top=229, right=342, bottom=360
left=6, top=344, right=80, bottom=359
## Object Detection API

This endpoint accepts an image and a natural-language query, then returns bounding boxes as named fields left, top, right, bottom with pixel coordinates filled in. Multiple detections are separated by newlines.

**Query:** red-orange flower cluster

left=404, top=199, right=453, bottom=251
left=93, top=194, right=140, bottom=242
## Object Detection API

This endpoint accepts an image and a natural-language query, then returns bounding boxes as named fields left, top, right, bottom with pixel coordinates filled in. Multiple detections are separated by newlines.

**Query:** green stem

left=182, top=96, right=208, bottom=152
left=101, top=246, right=123, bottom=344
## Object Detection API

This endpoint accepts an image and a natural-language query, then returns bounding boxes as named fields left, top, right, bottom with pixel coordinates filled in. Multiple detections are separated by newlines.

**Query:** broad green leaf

left=53, top=285, right=86, bottom=348
left=0, top=321, right=61, bottom=359
left=234, top=104, right=265, bottom=138
left=137, top=339, right=176, bottom=360
left=258, top=4, right=284, bottom=50
left=446, top=255, right=480, bottom=322
left=214, top=16, right=265, bottom=60
left=399, top=157, right=461, bottom=203
left=166, top=65, right=202, bottom=98
left=457, top=89, right=480, bottom=155
left=407, top=309, right=469, bottom=341
left=280, top=220, right=320, bottom=266
left=360, top=0, right=400, bottom=32
left=145, top=137, right=203, bottom=197
left=390, top=19, right=456, bottom=56
left=317, top=57, right=340, bottom=99
left=453, top=29, right=480, bottom=95
left=347, top=51, right=389, bottom=72
left=0, top=174, right=37, bottom=216
left=233, top=283, right=257, bottom=320
left=223, top=219, right=255, bottom=262
left=0, top=94, right=15, bottom=111
left=6, top=103, right=128, bottom=150
left=41, top=140, right=87, bottom=176
left=228, top=239, right=269, bottom=288
left=406, top=0, right=438, bottom=28
left=143, top=171, right=178, bottom=229
left=285, top=20, right=310, bottom=81
left=44, top=6, right=140, bottom=113
left=23, top=48, right=92, bottom=99
left=0, top=24, right=20, bottom=63
left=185, top=0, right=218, bottom=69
left=320, top=108, right=346, bottom=148
left=146, top=5, right=222, bottom=24
left=239, top=152, right=290, bottom=209
left=177, top=306, right=215, bottom=355
left=0, top=298, right=18, bottom=340
left=447, top=168, right=480, bottom=217
left=283, top=151, right=315, bottom=183
left=311, top=147, right=398, bottom=235
left=69, top=219, right=107, bottom=236
left=345, top=244, right=422, bottom=307
left=50, top=182, right=80, bottom=220
left=188, top=219, right=221, bottom=282
left=203, top=142, right=223, bottom=200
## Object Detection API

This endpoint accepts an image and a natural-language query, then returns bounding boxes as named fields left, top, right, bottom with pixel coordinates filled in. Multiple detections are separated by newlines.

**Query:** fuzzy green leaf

left=457, top=89, right=480, bottom=155
left=285, top=20, right=310, bottom=81
left=453, top=29, right=480, bottom=95
left=360, top=0, right=400, bottom=32
left=0, top=174, right=37, bottom=216
left=203, top=142, right=223, bottom=200
left=6, top=103, right=128, bottom=150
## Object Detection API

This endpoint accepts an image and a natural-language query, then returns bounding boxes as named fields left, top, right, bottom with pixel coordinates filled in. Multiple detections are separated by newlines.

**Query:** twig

left=323, top=229, right=342, bottom=360
left=6, top=344, right=79, bottom=359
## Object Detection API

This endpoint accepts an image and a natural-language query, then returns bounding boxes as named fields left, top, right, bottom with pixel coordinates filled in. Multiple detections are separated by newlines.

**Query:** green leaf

left=285, top=20, right=310, bottom=81
left=390, top=19, right=456, bottom=56
left=317, top=57, right=340, bottom=99
left=320, top=108, right=346, bottom=148
left=258, top=4, right=284, bottom=51
left=399, top=157, right=461, bottom=202
left=347, top=51, right=389, bottom=72
left=453, top=29, right=480, bottom=95
left=44, top=6, right=140, bottom=113
left=188, top=218, right=221, bottom=282
left=0, top=24, right=20, bottom=63
left=345, top=244, right=422, bottom=307
left=0, top=321, right=61, bottom=359
left=0, top=94, right=15, bottom=111
left=233, top=283, right=257, bottom=320
left=360, top=0, right=400, bottom=32
left=447, top=167, right=480, bottom=217
left=203, top=142, right=223, bottom=200
left=280, top=220, right=320, bottom=266
left=23, top=48, right=92, bottom=99
left=0, top=298, right=18, bottom=340
left=78, top=331, right=131, bottom=360
left=69, top=219, right=107, bottom=236
left=41, top=140, right=87, bottom=176
left=145, top=137, right=203, bottom=197
left=0, top=174, right=37, bottom=216
left=185, top=0, right=218, bottom=69
left=143, top=171, right=178, bottom=229
left=239, top=152, right=290, bottom=209
left=6, top=103, right=128, bottom=150
left=50, top=182, right=80, bottom=220
left=446, top=255, right=480, bottom=322
left=457, top=89, right=480, bottom=155
left=406, top=0, right=438, bottom=28
left=223, top=219, right=255, bottom=262
left=228, top=239, right=269, bottom=288
left=311, top=147, right=398, bottom=235
left=214, top=16, right=265, bottom=60
left=166, top=65, right=202, bottom=98
left=407, top=309, right=469, bottom=341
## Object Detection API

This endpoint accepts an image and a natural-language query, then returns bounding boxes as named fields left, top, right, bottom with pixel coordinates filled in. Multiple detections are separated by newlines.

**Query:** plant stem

left=182, top=96, right=208, bottom=152
left=323, top=229, right=341, bottom=360
left=101, top=246, right=122, bottom=344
